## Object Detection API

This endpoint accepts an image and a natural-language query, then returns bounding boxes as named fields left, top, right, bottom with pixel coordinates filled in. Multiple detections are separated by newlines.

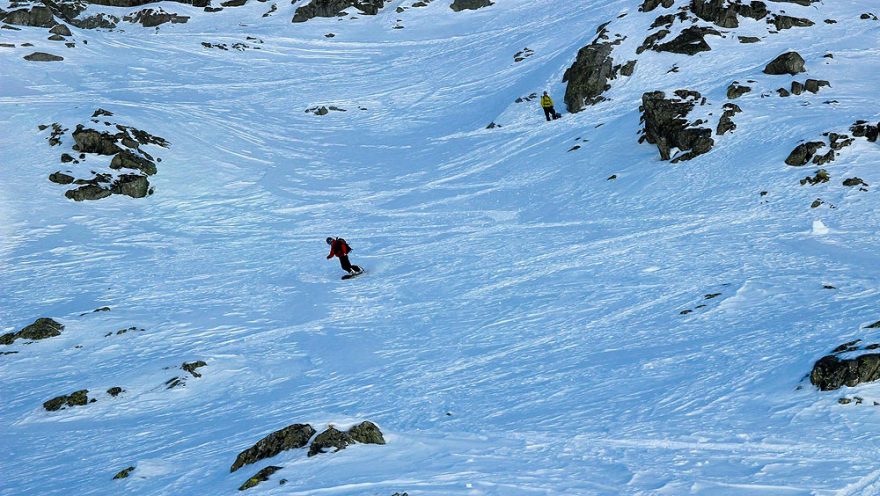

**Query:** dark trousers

left=339, top=255, right=360, bottom=273
left=543, top=106, right=557, bottom=121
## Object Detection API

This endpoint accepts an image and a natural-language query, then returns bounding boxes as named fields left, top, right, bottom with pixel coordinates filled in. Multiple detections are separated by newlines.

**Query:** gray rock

left=43, top=389, right=90, bottom=411
left=690, top=0, right=768, bottom=28
left=49, top=24, right=73, bottom=36
left=811, top=353, right=880, bottom=391
left=639, top=0, right=673, bottom=12
left=49, top=172, right=75, bottom=184
left=113, top=466, right=135, bottom=479
left=738, top=36, right=761, bottom=43
left=111, top=174, right=150, bottom=198
left=65, top=184, right=112, bottom=201
left=843, top=177, right=867, bottom=187
left=799, top=169, right=829, bottom=185
left=716, top=103, right=741, bottom=135
left=450, top=0, right=492, bottom=11
left=123, top=8, right=189, bottom=27
left=182, top=360, right=207, bottom=377
left=230, top=423, right=316, bottom=472
left=3, top=6, right=55, bottom=27
left=308, top=426, right=354, bottom=457
left=107, top=387, right=124, bottom=397
left=347, top=421, right=385, bottom=445
left=23, top=52, right=64, bottom=62
left=770, top=14, right=814, bottom=30
left=804, top=79, right=830, bottom=93
left=784, top=141, right=824, bottom=166
left=0, top=318, right=64, bottom=345
left=763, top=51, right=806, bottom=75
left=812, top=149, right=835, bottom=165
left=639, top=90, right=714, bottom=162
left=562, top=40, right=615, bottom=113
left=72, top=126, right=121, bottom=155
left=790, top=81, right=804, bottom=95
left=239, top=466, right=282, bottom=491
left=292, top=0, right=387, bottom=22
left=726, top=82, right=751, bottom=99
left=655, top=26, right=720, bottom=55
left=110, top=150, right=157, bottom=175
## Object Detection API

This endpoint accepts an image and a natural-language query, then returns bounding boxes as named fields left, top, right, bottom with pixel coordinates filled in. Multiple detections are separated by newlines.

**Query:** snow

left=1, top=0, right=880, bottom=494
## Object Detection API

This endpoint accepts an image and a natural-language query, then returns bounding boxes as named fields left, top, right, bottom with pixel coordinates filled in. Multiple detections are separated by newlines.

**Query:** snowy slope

left=2, top=0, right=880, bottom=494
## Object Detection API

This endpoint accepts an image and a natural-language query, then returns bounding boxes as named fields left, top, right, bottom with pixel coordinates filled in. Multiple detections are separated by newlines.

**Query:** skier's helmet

left=326, top=237, right=334, bottom=245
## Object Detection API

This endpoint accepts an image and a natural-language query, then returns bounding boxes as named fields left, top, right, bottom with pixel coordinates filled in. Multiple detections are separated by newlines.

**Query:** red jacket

left=326, top=239, right=351, bottom=259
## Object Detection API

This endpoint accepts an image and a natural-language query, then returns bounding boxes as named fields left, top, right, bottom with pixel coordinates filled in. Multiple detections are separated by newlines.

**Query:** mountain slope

left=2, top=0, right=880, bottom=494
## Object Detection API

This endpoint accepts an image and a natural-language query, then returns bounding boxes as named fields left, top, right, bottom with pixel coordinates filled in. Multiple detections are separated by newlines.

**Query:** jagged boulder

left=450, top=0, right=492, bottom=11
left=811, top=353, right=880, bottom=391
left=308, top=422, right=385, bottom=457
left=292, top=0, right=387, bottom=22
left=770, top=14, right=813, bottom=30
left=850, top=121, right=879, bottom=142
left=72, top=126, right=122, bottom=155
left=655, top=26, right=720, bottom=55
left=43, top=389, right=90, bottom=411
left=308, top=426, right=353, bottom=457
left=726, top=82, right=751, bottom=99
left=0, top=318, right=64, bottom=345
left=640, top=90, right=714, bottom=162
left=113, top=466, right=135, bottom=479
left=763, top=51, right=805, bottom=75
left=111, top=174, right=150, bottom=198
left=3, top=6, right=56, bottom=27
left=690, top=0, right=768, bottom=28
left=348, top=421, right=386, bottom=444
left=65, top=184, right=112, bottom=201
left=110, top=150, right=157, bottom=175
left=230, top=423, right=315, bottom=472
left=239, top=466, right=283, bottom=491
left=123, top=8, right=189, bottom=27
left=49, top=24, right=72, bottom=36
left=784, top=141, right=824, bottom=166
left=562, top=41, right=614, bottom=113
left=24, top=52, right=64, bottom=62
left=640, top=0, right=674, bottom=12
left=716, top=103, right=741, bottom=135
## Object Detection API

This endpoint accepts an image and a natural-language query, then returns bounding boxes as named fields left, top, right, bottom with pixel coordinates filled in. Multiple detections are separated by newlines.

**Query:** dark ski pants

left=543, top=106, right=557, bottom=121
left=339, top=255, right=361, bottom=274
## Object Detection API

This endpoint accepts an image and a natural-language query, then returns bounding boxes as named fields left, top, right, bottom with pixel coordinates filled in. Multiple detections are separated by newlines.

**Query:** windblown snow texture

left=1, top=0, right=880, bottom=494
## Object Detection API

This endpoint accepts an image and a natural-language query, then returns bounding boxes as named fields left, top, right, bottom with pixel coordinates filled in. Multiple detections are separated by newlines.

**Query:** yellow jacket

left=541, top=95, right=554, bottom=108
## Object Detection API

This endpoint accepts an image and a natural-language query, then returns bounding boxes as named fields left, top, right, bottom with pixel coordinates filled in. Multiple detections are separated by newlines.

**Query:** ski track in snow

left=1, top=0, right=880, bottom=494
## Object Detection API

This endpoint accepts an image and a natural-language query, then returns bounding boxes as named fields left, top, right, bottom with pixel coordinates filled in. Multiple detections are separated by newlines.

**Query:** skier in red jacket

left=326, top=237, right=362, bottom=275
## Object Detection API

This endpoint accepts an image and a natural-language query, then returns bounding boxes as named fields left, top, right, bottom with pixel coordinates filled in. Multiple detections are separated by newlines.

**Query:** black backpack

left=336, top=238, right=351, bottom=252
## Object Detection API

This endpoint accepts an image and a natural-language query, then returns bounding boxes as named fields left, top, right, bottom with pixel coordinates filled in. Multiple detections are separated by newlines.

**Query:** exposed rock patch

left=811, top=341, right=880, bottom=391
left=726, top=82, right=751, bottom=99
left=292, top=0, right=388, bottom=22
left=639, top=90, right=714, bottom=162
left=230, top=423, right=316, bottom=472
left=450, top=0, right=492, bottom=11
left=655, top=26, right=721, bottom=55
left=123, top=8, right=189, bottom=27
left=239, top=466, right=283, bottom=491
left=308, top=421, right=385, bottom=457
left=24, top=51, right=63, bottom=61
left=785, top=141, right=824, bottom=166
left=716, top=103, right=741, bottom=135
left=763, top=51, right=805, bottom=75
left=113, top=466, right=135, bottom=479
left=43, top=389, right=92, bottom=411
left=0, top=318, right=64, bottom=345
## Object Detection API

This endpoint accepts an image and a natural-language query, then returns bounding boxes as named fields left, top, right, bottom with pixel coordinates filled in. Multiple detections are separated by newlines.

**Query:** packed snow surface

left=2, top=0, right=880, bottom=494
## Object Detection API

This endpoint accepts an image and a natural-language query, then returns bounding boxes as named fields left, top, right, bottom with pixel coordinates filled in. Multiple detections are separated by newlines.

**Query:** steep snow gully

left=2, top=0, right=880, bottom=494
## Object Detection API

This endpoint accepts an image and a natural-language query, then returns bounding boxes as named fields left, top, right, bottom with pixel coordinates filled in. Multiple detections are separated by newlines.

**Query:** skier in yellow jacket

left=541, top=91, right=560, bottom=121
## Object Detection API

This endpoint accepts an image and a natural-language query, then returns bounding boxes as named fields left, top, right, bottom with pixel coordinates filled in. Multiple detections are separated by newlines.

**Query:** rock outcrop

left=450, top=0, right=492, bottom=11
left=0, top=318, right=64, bottom=345
left=24, top=52, right=64, bottom=61
left=811, top=342, right=880, bottom=391
left=230, top=423, right=316, bottom=472
left=123, top=8, right=189, bottom=27
left=763, top=51, right=805, bottom=75
left=784, top=141, right=825, bottom=166
left=563, top=40, right=615, bottom=112
left=639, top=90, right=714, bottom=162
left=3, top=6, right=56, bottom=27
left=43, top=389, right=91, bottom=411
left=690, top=0, right=768, bottom=28
left=292, top=0, right=387, bottom=22
left=308, top=421, right=385, bottom=457
left=239, top=466, right=283, bottom=491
